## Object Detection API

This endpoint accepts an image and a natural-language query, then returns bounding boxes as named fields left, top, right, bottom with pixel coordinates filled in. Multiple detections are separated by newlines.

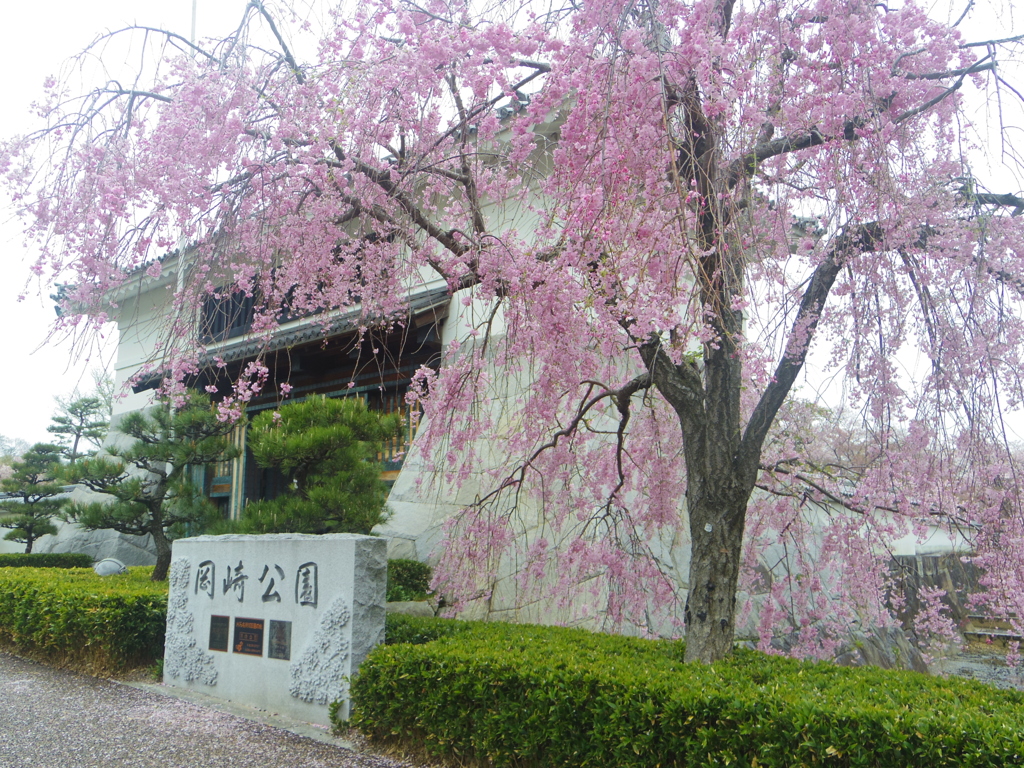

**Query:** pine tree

left=48, top=378, right=112, bottom=463
left=63, top=393, right=238, bottom=580
left=0, top=444, right=65, bottom=554
left=243, top=396, right=400, bottom=535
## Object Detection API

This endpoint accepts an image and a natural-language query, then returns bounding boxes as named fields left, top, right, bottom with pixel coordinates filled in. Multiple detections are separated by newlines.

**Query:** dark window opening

left=200, top=291, right=259, bottom=343
left=243, top=445, right=288, bottom=506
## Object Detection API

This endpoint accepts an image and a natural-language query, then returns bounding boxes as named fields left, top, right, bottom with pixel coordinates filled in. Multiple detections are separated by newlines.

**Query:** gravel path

left=931, top=647, right=1024, bottom=691
left=0, top=653, right=412, bottom=768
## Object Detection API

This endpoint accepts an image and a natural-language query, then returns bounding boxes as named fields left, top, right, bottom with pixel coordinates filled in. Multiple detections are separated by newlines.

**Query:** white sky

left=0, top=0, right=1019, bottom=446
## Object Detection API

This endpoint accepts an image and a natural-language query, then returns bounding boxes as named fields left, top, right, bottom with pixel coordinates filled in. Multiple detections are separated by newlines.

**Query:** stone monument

left=164, top=533, right=386, bottom=725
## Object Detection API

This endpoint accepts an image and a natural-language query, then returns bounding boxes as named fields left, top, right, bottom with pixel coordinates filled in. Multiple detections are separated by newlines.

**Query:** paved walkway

left=0, top=653, right=410, bottom=768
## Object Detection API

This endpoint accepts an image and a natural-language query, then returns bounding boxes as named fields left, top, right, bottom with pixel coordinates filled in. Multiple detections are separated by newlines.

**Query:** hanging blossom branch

left=725, top=56, right=996, bottom=189
left=742, top=183, right=1024, bottom=478
left=467, top=374, right=653, bottom=510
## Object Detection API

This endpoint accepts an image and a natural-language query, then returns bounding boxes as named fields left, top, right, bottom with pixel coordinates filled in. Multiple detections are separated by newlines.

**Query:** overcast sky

left=0, top=0, right=1020, bottom=447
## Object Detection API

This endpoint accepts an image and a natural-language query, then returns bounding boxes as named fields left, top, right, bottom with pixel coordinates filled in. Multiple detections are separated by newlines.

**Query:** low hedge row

left=384, top=612, right=475, bottom=645
left=386, top=558, right=432, bottom=603
left=0, top=553, right=94, bottom=568
left=0, top=566, right=167, bottom=672
left=349, top=618, right=1024, bottom=768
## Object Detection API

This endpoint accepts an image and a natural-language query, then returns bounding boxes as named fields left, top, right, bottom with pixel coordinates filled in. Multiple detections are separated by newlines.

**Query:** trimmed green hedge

left=0, top=553, right=94, bottom=568
left=0, top=566, right=167, bottom=672
left=349, top=620, right=1024, bottom=768
left=386, top=558, right=432, bottom=603
left=385, top=612, right=476, bottom=646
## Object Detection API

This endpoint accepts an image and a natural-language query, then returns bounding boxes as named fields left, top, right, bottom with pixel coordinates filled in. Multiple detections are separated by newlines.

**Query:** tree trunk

left=24, top=539, right=33, bottom=555
left=683, top=492, right=747, bottom=663
left=638, top=340, right=753, bottom=663
left=151, top=527, right=172, bottom=581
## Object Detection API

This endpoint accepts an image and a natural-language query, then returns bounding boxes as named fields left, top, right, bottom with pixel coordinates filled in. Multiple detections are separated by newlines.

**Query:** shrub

left=348, top=621, right=1024, bottom=768
left=0, top=553, right=94, bottom=568
left=242, top=397, right=400, bottom=535
left=0, top=566, right=167, bottom=672
left=384, top=613, right=476, bottom=646
left=386, top=558, right=432, bottom=603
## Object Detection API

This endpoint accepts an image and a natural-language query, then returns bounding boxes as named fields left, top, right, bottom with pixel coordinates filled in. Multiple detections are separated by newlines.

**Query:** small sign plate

left=209, top=615, right=229, bottom=652
left=233, top=617, right=265, bottom=656
left=268, top=620, right=292, bottom=660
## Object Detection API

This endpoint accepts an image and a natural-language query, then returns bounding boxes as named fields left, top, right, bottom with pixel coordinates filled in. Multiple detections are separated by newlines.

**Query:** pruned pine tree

left=0, top=444, right=65, bottom=554
left=243, top=396, right=401, bottom=535
left=48, top=393, right=110, bottom=464
left=63, top=393, right=238, bottom=580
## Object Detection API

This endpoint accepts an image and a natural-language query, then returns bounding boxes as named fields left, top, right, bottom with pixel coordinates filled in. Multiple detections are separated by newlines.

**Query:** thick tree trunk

left=683, top=492, right=747, bottom=663
left=639, top=326, right=758, bottom=663
left=24, top=539, right=33, bottom=555
left=151, top=527, right=172, bottom=581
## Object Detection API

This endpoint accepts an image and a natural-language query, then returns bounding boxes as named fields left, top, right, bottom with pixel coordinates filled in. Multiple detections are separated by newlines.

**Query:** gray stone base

left=833, top=627, right=929, bottom=672
left=33, top=520, right=156, bottom=566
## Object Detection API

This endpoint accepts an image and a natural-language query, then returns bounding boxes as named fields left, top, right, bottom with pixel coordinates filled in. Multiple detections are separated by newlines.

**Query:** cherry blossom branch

left=758, top=462, right=881, bottom=516
left=758, top=461, right=976, bottom=530
left=467, top=374, right=652, bottom=510
left=893, top=67, right=976, bottom=123
left=742, top=191, right=1023, bottom=484
left=399, top=0, right=457, bottom=25
left=739, top=223, right=889, bottom=478
left=727, top=58, right=994, bottom=188
left=429, top=65, right=550, bottom=152
left=248, top=0, right=306, bottom=85
left=325, top=150, right=472, bottom=275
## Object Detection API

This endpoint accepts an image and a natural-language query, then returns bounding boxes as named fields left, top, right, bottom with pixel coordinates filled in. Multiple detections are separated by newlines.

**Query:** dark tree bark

left=150, top=522, right=172, bottom=582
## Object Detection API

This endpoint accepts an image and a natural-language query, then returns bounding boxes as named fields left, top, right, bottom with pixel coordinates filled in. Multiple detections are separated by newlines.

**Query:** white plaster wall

left=31, top=277, right=171, bottom=559
left=110, top=287, right=176, bottom=416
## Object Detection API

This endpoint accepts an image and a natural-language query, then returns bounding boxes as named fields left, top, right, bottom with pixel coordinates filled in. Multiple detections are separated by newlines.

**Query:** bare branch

left=106, top=86, right=173, bottom=104
left=893, top=71, right=971, bottom=123
left=738, top=223, right=890, bottom=480
left=249, top=0, right=306, bottom=85
left=952, top=0, right=973, bottom=28
left=468, top=375, right=653, bottom=511
left=90, top=25, right=220, bottom=63
left=637, top=337, right=705, bottom=436
left=905, top=59, right=995, bottom=80
left=961, top=33, right=1024, bottom=48
left=726, top=129, right=826, bottom=187
left=974, top=191, right=1024, bottom=216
